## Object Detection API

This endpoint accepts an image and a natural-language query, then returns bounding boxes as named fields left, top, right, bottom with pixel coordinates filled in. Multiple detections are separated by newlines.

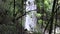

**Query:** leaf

left=36, top=13, right=42, bottom=18
left=38, top=20, right=43, bottom=24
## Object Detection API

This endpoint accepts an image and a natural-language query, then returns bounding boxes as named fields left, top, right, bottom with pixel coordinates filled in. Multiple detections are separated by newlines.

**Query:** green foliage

left=0, top=0, right=23, bottom=34
left=38, top=20, right=43, bottom=24
left=33, top=32, right=41, bottom=34
left=0, top=0, right=60, bottom=34
left=36, top=13, right=42, bottom=18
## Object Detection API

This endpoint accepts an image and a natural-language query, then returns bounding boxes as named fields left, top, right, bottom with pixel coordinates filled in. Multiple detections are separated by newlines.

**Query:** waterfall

left=24, top=0, right=37, bottom=32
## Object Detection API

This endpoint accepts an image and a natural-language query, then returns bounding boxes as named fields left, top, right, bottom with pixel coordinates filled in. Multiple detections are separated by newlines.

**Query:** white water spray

left=24, top=0, right=37, bottom=32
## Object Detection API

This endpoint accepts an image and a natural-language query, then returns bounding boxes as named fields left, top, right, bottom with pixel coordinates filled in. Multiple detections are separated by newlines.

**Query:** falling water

left=24, top=0, right=37, bottom=32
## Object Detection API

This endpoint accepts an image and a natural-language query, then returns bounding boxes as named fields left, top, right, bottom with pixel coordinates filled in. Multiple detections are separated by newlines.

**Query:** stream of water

left=24, top=0, right=37, bottom=32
